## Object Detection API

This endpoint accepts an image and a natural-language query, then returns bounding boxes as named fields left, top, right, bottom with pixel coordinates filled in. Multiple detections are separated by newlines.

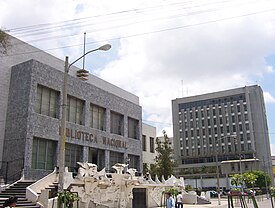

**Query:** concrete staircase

left=0, top=181, right=40, bottom=208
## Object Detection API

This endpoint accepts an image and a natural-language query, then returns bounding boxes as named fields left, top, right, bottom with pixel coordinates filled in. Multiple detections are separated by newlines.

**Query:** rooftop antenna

left=82, top=32, right=86, bottom=70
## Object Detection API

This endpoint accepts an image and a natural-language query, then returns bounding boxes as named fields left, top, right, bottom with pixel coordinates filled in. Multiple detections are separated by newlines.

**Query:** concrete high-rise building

left=172, top=85, right=272, bottom=189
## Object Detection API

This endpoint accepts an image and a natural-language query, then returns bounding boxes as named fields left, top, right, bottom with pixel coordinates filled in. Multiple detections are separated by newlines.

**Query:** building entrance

left=132, top=188, right=146, bottom=208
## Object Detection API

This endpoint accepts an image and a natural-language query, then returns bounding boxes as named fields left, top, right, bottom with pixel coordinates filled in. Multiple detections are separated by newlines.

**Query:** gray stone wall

left=2, top=61, right=33, bottom=182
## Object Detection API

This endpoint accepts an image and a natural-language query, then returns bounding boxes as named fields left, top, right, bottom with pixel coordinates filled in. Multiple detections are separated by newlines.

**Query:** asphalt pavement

left=184, top=196, right=273, bottom=208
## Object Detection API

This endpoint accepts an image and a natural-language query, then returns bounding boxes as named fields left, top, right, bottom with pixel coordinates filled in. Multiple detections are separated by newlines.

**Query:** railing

left=0, top=158, right=24, bottom=184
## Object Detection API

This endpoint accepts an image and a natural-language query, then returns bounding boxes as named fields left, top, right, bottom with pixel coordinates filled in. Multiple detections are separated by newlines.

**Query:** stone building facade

left=0, top=35, right=142, bottom=182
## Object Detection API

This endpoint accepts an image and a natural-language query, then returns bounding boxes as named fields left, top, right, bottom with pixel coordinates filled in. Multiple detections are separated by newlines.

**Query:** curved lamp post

left=215, top=134, right=237, bottom=205
left=58, top=44, right=111, bottom=193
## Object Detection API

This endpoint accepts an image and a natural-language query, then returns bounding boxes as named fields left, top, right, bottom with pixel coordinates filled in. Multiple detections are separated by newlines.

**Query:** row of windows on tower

left=179, top=102, right=248, bottom=120
left=180, top=123, right=250, bottom=138
left=180, top=142, right=252, bottom=157
left=181, top=132, right=251, bottom=144
left=178, top=94, right=246, bottom=110
left=181, top=112, right=249, bottom=128
left=35, top=84, right=139, bottom=139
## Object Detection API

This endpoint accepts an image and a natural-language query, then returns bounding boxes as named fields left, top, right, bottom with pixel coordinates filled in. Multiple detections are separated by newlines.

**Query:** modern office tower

left=172, top=85, right=272, bottom=189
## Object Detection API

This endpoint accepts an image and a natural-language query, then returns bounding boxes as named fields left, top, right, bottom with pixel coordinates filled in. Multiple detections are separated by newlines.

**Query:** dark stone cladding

left=3, top=59, right=142, bottom=181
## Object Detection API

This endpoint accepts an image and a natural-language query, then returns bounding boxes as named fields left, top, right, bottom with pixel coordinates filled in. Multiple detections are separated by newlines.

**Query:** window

left=128, top=117, right=139, bottom=139
left=214, top=127, right=217, bottom=134
left=238, top=115, right=242, bottom=122
left=212, top=109, right=216, bottom=116
left=109, top=151, right=124, bottom=169
left=128, top=154, right=140, bottom=171
left=239, top=124, right=243, bottom=131
left=90, top=104, right=105, bottom=130
left=111, top=111, right=124, bottom=135
left=142, top=135, right=146, bottom=151
left=240, top=134, right=244, bottom=141
left=35, top=85, right=59, bottom=118
left=65, top=144, right=82, bottom=173
left=32, top=137, right=57, bottom=170
left=237, top=105, right=241, bottom=112
left=150, top=137, right=155, bottom=153
left=231, top=164, right=235, bottom=172
left=67, top=95, right=84, bottom=125
left=88, top=148, right=104, bottom=170
left=226, top=126, right=230, bottom=133
left=228, top=145, right=232, bottom=152
left=185, top=131, right=188, bottom=137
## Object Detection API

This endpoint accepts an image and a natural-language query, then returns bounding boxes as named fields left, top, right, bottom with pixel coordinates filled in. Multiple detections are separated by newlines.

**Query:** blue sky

left=1, top=0, right=275, bottom=153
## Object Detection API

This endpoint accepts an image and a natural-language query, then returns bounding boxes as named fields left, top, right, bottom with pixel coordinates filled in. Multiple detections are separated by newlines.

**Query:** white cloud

left=264, top=92, right=275, bottom=103
left=270, top=144, right=275, bottom=156
left=266, top=66, right=274, bottom=73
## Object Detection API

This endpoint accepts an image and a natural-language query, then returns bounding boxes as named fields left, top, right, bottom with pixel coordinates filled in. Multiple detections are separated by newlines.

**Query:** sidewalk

left=184, top=197, right=273, bottom=208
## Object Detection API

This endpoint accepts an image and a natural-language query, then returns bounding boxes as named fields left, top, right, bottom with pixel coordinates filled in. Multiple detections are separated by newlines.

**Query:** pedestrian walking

left=176, top=191, right=183, bottom=208
left=167, top=192, right=175, bottom=208
left=2, top=196, right=17, bottom=208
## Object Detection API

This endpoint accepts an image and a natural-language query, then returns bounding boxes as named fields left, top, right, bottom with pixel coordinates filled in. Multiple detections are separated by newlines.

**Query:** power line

left=2, top=7, right=275, bottom=58
left=10, top=0, right=267, bottom=45
left=8, top=0, right=267, bottom=39
left=6, top=0, right=241, bottom=33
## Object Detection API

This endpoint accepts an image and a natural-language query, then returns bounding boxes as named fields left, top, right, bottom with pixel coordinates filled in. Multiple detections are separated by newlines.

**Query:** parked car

left=209, top=191, right=218, bottom=197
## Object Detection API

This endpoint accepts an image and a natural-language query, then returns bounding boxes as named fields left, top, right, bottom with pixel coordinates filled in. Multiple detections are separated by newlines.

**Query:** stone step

left=2, top=189, right=26, bottom=193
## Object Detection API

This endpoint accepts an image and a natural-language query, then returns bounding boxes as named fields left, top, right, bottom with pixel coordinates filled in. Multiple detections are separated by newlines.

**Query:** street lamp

left=215, top=134, right=237, bottom=205
left=58, top=44, right=111, bottom=193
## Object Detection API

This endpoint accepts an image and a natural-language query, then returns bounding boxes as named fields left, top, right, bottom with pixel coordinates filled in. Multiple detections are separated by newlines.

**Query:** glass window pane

left=35, top=85, right=42, bottom=113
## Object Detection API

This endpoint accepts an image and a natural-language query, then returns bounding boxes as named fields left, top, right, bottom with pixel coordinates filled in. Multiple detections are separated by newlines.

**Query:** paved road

left=184, top=197, right=273, bottom=208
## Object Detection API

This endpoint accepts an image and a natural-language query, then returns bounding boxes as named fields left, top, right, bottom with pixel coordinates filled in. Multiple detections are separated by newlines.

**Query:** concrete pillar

left=105, top=150, right=110, bottom=172
left=83, top=146, right=89, bottom=163
left=106, top=109, right=110, bottom=133
left=84, top=101, right=90, bottom=126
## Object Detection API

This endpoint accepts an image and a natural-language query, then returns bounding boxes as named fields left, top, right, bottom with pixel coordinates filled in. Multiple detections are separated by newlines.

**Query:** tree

left=0, top=29, right=10, bottom=54
left=243, top=172, right=258, bottom=188
left=150, top=130, right=176, bottom=179
left=142, top=163, right=149, bottom=175
left=252, top=170, right=271, bottom=188
left=231, top=173, right=243, bottom=187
